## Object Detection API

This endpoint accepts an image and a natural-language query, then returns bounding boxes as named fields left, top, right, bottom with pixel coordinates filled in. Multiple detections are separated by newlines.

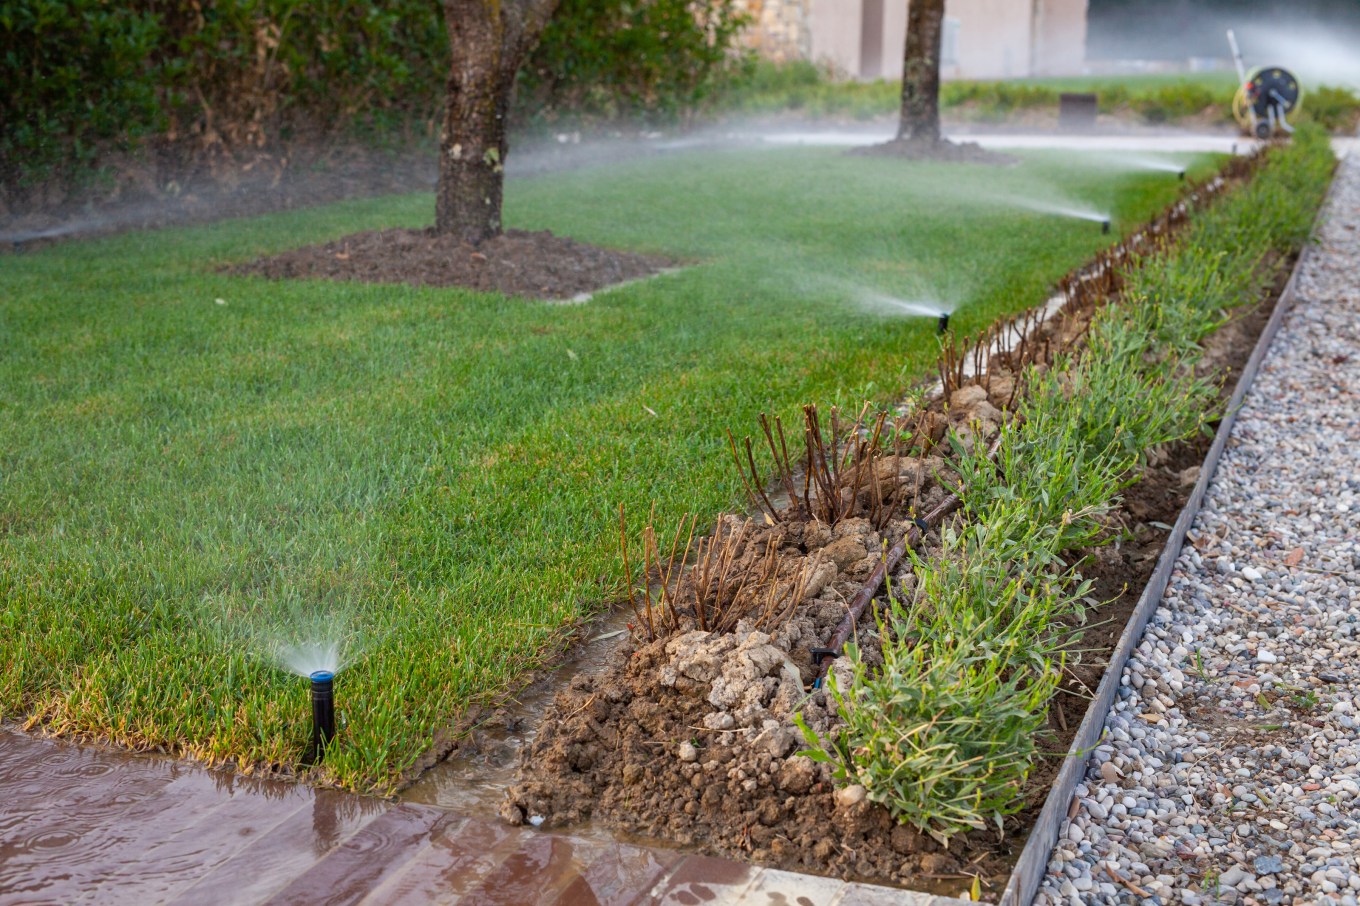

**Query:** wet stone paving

left=1035, top=153, right=1360, bottom=903
left=0, top=729, right=966, bottom=904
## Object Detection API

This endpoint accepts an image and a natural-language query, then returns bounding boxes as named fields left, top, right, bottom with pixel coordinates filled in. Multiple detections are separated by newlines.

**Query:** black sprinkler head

left=309, top=670, right=336, bottom=763
left=937, top=312, right=950, bottom=334
left=1101, top=219, right=1111, bottom=235
left=1178, top=170, right=1186, bottom=180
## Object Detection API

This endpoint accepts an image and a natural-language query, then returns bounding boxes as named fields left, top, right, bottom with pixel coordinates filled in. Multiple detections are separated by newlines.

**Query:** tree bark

left=897, top=0, right=944, bottom=143
left=436, top=0, right=558, bottom=243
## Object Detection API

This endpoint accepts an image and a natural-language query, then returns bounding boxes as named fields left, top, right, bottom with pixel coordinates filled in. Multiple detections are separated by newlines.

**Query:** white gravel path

left=1034, top=151, right=1360, bottom=906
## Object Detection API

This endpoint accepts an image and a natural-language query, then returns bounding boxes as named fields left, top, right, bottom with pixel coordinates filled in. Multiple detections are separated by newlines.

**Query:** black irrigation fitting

left=810, top=648, right=840, bottom=690
left=811, top=647, right=839, bottom=667
left=937, top=312, right=950, bottom=334
left=307, top=670, right=336, bottom=765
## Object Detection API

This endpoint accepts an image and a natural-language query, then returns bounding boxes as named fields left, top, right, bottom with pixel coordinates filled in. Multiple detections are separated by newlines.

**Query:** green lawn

left=0, top=146, right=1208, bottom=791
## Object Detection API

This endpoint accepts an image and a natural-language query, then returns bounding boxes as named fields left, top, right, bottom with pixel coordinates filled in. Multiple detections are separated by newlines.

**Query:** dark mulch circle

left=229, top=227, right=674, bottom=300
left=849, top=137, right=1020, bottom=166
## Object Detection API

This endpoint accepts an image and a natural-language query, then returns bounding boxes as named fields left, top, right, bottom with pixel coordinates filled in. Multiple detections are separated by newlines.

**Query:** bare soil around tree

left=849, top=137, right=1019, bottom=165
left=230, top=227, right=673, bottom=300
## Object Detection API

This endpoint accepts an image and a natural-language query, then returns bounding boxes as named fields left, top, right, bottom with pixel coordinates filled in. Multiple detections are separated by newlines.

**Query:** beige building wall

left=946, top=0, right=1036, bottom=80
left=803, top=0, right=1088, bottom=81
left=1031, top=0, right=1088, bottom=76
left=809, top=0, right=864, bottom=78
left=880, top=0, right=907, bottom=80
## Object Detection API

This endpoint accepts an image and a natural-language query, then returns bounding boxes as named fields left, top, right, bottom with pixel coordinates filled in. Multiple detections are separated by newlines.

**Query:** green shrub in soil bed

left=799, top=126, right=1335, bottom=839
left=0, top=144, right=1224, bottom=793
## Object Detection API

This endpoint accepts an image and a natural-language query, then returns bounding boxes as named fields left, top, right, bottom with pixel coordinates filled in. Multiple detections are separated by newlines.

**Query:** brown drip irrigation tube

left=810, top=495, right=958, bottom=685
left=811, top=436, right=1002, bottom=686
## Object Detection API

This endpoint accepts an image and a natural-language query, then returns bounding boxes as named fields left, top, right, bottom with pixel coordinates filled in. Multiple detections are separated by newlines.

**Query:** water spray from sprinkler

left=308, top=670, right=336, bottom=764
left=993, top=194, right=1114, bottom=228
left=847, top=286, right=955, bottom=325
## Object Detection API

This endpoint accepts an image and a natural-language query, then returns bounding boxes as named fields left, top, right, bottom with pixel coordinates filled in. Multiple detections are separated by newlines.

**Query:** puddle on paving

left=0, top=726, right=391, bottom=903
left=401, top=606, right=644, bottom=847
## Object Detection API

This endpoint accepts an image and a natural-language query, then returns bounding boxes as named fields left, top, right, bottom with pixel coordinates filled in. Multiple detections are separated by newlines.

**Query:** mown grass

left=800, top=126, right=1335, bottom=838
left=0, top=145, right=1209, bottom=791
left=713, top=61, right=1360, bottom=133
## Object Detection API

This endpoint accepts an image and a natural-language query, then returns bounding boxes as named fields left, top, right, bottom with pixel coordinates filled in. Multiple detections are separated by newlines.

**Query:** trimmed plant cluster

left=801, top=126, right=1335, bottom=840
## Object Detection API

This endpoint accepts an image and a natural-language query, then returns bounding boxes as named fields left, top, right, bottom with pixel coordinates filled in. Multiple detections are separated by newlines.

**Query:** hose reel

left=1233, top=66, right=1301, bottom=139
left=1227, top=30, right=1301, bottom=139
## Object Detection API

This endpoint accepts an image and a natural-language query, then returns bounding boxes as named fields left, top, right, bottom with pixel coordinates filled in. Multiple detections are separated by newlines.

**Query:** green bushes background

left=0, top=0, right=749, bottom=208
left=518, top=0, right=750, bottom=126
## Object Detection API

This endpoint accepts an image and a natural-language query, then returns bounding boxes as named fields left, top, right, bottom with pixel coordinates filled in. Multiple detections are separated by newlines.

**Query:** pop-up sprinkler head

left=309, top=670, right=336, bottom=763
left=1101, top=219, right=1111, bottom=235
left=937, top=312, right=950, bottom=334
left=1178, top=170, right=1186, bottom=181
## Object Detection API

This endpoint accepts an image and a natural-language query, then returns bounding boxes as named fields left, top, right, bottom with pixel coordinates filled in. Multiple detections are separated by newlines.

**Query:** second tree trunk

left=897, top=0, right=944, bottom=143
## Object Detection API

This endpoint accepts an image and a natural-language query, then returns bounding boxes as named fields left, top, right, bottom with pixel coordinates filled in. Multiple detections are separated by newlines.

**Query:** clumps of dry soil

left=499, top=386, right=1026, bottom=892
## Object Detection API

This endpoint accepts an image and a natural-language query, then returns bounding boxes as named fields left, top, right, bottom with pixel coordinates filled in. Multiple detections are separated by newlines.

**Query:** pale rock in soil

left=821, top=536, right=868, bottom=571
left=835, top=784, right=868, bottom=808
left=778, top=755, right=818, bottom=794
left=949, top=385, right=989, bottom=409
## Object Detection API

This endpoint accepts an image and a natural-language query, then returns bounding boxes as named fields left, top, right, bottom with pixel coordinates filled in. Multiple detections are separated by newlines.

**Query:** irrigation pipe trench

left=993, top=154, right=1338, bottom=906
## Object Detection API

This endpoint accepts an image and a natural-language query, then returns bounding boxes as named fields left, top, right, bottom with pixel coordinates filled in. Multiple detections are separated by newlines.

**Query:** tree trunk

left=436, top=0, right=557, bottom=244
left=897, top=0, right=944, bottom=143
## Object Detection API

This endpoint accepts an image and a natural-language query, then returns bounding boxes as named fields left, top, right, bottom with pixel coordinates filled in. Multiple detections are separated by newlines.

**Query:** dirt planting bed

left=500, top=298, right=1283, bottom=896
left=498, top=405, right=1218, bottom=895
left=496, top=153, right=1290, bottom=899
